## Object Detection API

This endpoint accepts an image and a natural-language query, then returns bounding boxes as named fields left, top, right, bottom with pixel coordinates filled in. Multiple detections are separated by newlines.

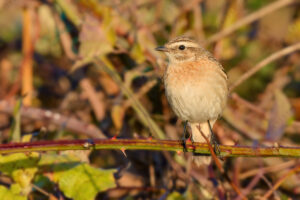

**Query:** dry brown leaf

left=111, top=104, right=125, bottom=132
left=265, top=90, right=293, bottom=142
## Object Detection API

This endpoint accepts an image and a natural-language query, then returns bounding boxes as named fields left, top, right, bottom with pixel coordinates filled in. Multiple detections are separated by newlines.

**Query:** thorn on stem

left=120, top=148, right=127, bottom=157
left=83, top=139, right=95, bottom=149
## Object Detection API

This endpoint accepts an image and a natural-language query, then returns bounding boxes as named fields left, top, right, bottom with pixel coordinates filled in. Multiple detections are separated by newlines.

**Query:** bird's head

left=155, top=36, right=207, bottom=64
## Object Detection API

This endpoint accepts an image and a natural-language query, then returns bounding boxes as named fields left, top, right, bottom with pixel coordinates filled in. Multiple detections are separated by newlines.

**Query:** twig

left=239, top=160, right=296, bottom=180
left=198, top=125, right=245, bottom=199
left=21, top=7, right=36, bottom=106
left=0, top=100, right=106, bottom=139
left=231, top=93, right=266, bottom=117
left=261, top=165, right=300, bottom=199
left=80, top=78, right=106, bottom=121
left=54, top=13, right=77, bottom=60
left=95, top=56, right=165, bottom=139
left=206, top=0, right=297, bottom=44
left=197, top=125, right=223, bottom=172
left=123, top=79, right=157, bottom=110
left=230, top=42, right=300, bottom=91
left=261, top=175, right=280, bottom=199
left=235, top=171, right=263, bottom=200
left=162, top=151, right=187, bottom=181
left=32, top=184, right=57, bottom=199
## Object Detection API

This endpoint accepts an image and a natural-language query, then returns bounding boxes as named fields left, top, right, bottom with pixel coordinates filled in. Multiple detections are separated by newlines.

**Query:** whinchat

left=156, top=36, right=228, bottom=165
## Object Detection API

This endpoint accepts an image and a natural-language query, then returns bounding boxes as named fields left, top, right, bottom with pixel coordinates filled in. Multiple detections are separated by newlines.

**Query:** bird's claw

left=208, top=120, right=222, bottom=158
left=181, top=137, right=187, bottom=152
left=211, top=134, right=221, bottom=156
left=181, top=120, right=189, bottom=152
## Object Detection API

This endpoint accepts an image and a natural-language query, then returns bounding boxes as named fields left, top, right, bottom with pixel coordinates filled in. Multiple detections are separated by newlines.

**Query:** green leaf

left=38, top=152, right=81, bottom=182
left=33, top=175, right=53, bottom=190
left=166, top=191, right=185, bottom=200
left=0, top=153, right=39, bottom=195
left=39, top=152, right=116, bottom=200
left=0, top=153, right=39, bottom=176
left=35, top=5, right=62, bottom=57
left=56, top=0, right=82, bottom=26
left=57, top=163, right=116, bottom=200
left=0, top=185, right=27, bottom=200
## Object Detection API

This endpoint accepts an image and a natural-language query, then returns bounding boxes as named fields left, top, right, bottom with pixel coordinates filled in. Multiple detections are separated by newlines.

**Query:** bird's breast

left=164, top=61, right=228, bottom=123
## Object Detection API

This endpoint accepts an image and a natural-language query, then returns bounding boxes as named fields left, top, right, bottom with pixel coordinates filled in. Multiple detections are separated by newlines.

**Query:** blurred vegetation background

left=0, top=0, right=300, bottom=199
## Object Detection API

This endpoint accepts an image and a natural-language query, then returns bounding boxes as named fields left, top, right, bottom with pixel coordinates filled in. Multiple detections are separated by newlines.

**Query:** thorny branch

left=1, top=138, right=300, bottom=158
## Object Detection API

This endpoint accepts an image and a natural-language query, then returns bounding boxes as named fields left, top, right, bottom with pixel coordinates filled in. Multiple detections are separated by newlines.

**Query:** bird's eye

left=178, top=45, right=185, bottom=50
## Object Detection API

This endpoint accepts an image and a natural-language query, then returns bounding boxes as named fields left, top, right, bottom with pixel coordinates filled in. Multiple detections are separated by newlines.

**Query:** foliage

left=0, top=0, right=299, bottom=199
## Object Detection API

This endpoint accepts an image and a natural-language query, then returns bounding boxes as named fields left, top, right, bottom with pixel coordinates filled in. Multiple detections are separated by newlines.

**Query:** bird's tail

left=190, top=120, right=216, bottom=166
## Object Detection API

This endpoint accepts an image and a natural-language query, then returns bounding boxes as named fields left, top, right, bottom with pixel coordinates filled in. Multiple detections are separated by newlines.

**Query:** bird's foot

left=210, top=133, right=220, bottom=156
left=208, top=120, right=221, bottom=157
left=181, top=137, right=187, bottom=152
left=181, top=120, right=189, bottom=152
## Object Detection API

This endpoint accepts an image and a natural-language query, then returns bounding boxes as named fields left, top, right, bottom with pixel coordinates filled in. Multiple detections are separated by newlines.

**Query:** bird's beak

left=155, top=46, right=168, bottom=52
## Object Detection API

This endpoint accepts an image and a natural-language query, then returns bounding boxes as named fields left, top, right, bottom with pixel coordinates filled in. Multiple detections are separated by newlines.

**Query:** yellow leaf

left=286, top=17, right=300, bottom=43
left=0, top=185, right=26, bottom=200
left=130, top=42, right=146, bottom=64
left=21, top=134, right=32, bottom=142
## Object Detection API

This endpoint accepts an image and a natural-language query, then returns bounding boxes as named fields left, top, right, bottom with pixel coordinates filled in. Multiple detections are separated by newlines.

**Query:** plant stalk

left=1, top=139, right=300, bottom=157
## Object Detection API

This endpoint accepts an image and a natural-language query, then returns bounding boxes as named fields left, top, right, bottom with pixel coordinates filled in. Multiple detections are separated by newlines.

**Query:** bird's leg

left=181, top=120, right=189, bottom=152
left=208, top=120, right=220, bottom=156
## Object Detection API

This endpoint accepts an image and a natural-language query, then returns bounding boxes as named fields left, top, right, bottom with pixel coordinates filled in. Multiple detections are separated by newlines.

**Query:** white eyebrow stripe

left=168, top=41, right=200, bottom=48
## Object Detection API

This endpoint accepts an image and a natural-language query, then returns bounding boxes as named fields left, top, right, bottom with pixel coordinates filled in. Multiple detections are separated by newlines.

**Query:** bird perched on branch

left=155, top=36, right=228, bottom=165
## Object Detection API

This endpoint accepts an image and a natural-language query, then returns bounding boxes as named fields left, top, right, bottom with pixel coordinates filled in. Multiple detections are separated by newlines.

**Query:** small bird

left=155, top=36, right=228, bottom=165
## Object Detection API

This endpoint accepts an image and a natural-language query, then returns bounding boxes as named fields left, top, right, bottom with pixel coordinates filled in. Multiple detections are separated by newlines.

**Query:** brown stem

left=230, top=42, right=300, bottom=91
left=198, top=125, right=245, bottom=199
left=261, top=165, right=300, bottom=199
left=206, top=0, right=296, bottom=44
left=0, top=100, right=106, bottom=139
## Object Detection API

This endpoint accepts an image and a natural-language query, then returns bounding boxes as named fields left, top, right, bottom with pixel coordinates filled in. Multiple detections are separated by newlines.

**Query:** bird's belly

left=165, top=82, right=225, bottom=123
